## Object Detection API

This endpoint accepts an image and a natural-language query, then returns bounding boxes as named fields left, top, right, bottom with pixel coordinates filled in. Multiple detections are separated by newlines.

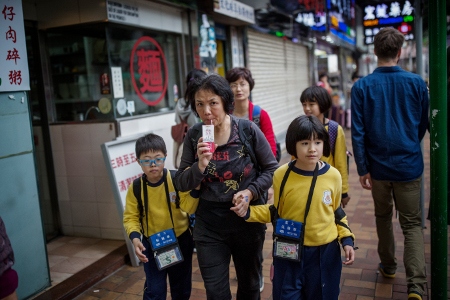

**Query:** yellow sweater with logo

left=247, top=162, right=354, bottom=246
left=123, top=170, right=198, bottom=239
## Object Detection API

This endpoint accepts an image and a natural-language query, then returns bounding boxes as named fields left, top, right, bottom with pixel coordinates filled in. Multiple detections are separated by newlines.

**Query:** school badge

left=169, top=191, right=177, bottom=203
left=322, top=190, right=332, bottom=205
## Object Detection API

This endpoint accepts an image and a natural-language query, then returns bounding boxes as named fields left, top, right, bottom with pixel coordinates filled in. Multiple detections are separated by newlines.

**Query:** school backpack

left=132, top=170, right=180, bottom=224
left=252, top=105, right=282, bottom=162
left=328, top=120, right=352, bottom=174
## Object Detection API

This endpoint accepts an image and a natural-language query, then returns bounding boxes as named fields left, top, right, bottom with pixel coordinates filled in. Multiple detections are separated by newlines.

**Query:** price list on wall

left=111, top=67, right=124, bottom=98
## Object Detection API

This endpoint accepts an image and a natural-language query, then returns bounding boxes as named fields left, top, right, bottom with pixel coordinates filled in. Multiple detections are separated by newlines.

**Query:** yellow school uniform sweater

left=247, top=162, right=354, bottom=246
left=123, top=170, right=198, bottom=239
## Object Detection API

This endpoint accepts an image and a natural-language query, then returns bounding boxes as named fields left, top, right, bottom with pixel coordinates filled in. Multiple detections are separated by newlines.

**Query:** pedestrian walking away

left=351, top=27, right=429, bottom=300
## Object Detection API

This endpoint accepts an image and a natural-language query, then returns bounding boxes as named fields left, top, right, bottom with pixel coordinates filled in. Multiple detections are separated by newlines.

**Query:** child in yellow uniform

left=123, top=133, right=198, bottom=300
left=233, top=115, right=356, bottom=300
left=300, top=86, right=351, bottom=207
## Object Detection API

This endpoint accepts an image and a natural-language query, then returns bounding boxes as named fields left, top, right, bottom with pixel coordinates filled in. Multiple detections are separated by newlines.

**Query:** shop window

left=106, top=25, right=184, bottom=118
left=46, top=24, right=186, bottom=122
left=47, top=30, right=113, bottom=122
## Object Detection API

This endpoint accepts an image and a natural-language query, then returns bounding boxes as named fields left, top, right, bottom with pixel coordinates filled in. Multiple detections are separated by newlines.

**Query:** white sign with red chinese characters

left=0, top=0, right=30, bottom=92
left=130, top=36, right=168, bottom=106
left=101, top=134, right=146, bottom=267
left=102, top=136, right=142, bottom=209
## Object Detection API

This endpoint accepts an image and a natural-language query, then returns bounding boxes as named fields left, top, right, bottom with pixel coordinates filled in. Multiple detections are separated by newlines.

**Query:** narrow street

left=74, top=130, right=438, bottom=300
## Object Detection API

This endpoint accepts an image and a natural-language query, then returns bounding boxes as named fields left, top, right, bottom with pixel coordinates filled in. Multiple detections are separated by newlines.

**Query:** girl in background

left=300, top=86, right=351, bottom=208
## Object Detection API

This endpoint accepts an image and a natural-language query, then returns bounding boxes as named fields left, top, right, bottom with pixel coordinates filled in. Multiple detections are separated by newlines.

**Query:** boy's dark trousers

left=142, top=229, right=193, bottom=300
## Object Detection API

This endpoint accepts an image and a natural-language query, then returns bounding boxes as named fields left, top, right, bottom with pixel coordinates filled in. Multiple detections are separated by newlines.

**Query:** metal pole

left=429, top=0, right=448, bottom=298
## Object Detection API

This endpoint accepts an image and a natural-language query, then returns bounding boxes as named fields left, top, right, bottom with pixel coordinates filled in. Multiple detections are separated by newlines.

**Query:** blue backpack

left=252, top=105, right=281, bottom=162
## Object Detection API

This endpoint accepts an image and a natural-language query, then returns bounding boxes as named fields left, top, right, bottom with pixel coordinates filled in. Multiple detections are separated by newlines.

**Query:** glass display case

left=47, top=31, right=113, bottom=122
left=44, top=24, right=189, bottom=122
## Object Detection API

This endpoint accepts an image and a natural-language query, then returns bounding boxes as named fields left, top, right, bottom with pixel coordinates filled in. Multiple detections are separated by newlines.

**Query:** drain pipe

left=429, top=0, right=448, bottom=298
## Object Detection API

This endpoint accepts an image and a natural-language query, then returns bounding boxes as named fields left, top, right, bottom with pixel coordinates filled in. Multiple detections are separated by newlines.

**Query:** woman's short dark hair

left=285, top=115, right=330, bottom=158
left=185, top=74, right=235, bottom=117
left=374, top=27, right=404, bottom=60
left=300, top=86, right=332, bottom=115
left=225, top=67, right=255, bottom=91
left=135, top=133, right=167, bottom=158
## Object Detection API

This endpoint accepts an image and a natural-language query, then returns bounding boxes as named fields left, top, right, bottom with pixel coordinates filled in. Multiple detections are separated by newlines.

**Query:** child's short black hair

left=300, top=86, right=332, bottom=115
left=286, top=115, right=330, bottom=158
left=135, top=133, right=167, bottom=159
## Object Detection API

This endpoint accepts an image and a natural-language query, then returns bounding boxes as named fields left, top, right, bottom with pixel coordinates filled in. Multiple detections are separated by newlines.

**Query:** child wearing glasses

left=123, top=133, right=199, bottom=300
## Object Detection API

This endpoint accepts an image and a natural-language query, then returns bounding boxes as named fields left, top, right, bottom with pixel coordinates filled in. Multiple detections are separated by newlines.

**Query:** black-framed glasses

left=138, top=157, right=166, bottom=166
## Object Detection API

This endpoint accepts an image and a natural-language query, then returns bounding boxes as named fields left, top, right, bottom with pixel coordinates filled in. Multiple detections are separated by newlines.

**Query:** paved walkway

left=74, top=131, right=444, bottom=300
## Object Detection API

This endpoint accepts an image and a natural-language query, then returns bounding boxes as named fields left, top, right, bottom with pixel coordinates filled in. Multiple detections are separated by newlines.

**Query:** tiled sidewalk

left=75, top=131, right=442, bottom=300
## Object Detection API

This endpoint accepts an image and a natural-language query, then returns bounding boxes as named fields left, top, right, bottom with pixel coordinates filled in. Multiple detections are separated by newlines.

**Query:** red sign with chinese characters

left=130, top=36, right=168, bottom=106
left=0, top=0, right=30, bottom=91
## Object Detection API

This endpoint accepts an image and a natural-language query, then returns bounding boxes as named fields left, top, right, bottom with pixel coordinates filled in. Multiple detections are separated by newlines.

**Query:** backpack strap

left=238, top=119, right=270, bottom=204
left=238, top=119, right=258, bottom=170
left=133, top=176, right=144, bottom=233
left=133, top=170, right=181, bottom=226
left=328, top=120, right=339, bottom=156
left=252, top=105, right=281, bottom=162
left=251, top=104, right=261, bottom=128
left=334, top=206, right=352, bottom=232
left=169, top=170, right=181, bottom=208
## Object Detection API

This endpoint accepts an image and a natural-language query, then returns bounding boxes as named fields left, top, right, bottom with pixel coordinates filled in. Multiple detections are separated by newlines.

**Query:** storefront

left=196, top=0, right=253, bottom=74
left=23, top=0, right=198, bottom=242
left=246, top=28, right=311, bottom=139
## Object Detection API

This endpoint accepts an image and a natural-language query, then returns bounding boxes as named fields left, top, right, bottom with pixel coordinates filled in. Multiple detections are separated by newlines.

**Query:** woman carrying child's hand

left=342, top=245, right=355, bottom=265
left=132, top=238, right=149, bottom=263
left=230, top=190, right=252, bottom=217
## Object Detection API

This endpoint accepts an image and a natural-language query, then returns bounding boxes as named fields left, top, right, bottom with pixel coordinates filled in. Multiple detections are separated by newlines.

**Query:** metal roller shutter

left=247, top=29, right=310, bottom=143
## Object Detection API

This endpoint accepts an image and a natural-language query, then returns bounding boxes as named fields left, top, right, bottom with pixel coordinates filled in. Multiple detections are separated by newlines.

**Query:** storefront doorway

left=25, top=21, right=61, bottom=241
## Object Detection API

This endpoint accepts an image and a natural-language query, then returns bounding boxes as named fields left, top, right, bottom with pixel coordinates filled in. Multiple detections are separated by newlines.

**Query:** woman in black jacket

left=174, top=74, right=277, bottom=300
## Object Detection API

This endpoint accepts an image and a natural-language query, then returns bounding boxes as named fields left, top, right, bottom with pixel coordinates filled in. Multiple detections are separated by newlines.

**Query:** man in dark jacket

left=351, top=27, right=428, bottom=300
